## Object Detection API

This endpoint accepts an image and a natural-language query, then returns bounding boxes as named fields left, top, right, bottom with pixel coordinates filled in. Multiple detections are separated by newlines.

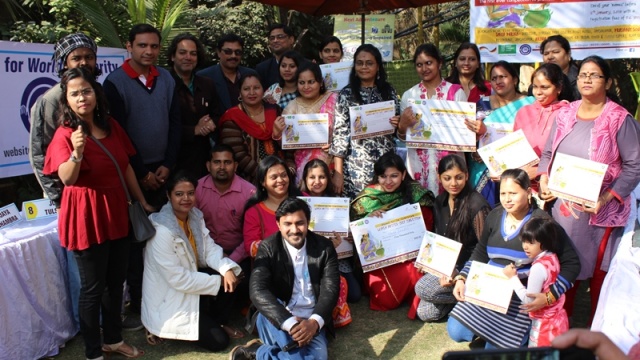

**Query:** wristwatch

left=69, top=153, right=83, bottom=163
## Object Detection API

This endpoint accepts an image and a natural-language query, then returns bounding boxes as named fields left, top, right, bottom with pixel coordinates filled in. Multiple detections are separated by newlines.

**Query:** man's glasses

left=221, top=48, right=243, bottom=56
left=268, top=34, right=289, bottom=41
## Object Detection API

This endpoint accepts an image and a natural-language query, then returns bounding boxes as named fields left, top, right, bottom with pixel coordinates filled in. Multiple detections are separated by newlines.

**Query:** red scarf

left=219, top=104, right=278, bottom=141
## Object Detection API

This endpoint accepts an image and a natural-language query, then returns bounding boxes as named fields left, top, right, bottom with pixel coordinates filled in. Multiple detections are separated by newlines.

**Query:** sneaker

left=229, top=338, right=262, bottom=360
left=121, top=314, right=144, bottom=332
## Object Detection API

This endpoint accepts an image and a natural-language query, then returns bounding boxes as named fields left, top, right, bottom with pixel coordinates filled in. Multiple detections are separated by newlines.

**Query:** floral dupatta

left=350, top=182, right=434, bottom=221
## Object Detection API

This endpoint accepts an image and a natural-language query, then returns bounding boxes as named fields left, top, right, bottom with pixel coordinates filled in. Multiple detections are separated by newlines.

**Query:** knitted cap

left=53, top=33, right=98, bottom=70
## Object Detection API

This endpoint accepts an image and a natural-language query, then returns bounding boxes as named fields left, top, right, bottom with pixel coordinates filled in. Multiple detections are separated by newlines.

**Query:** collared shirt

left=195, top=174, right=255, bottom=263
left=122, top=59, right=159, bottom=89
left=280, top=239, right=324, bottom=332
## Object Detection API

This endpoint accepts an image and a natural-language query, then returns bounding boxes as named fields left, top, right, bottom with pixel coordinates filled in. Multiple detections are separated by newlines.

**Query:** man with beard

left=168, top=33, right=220, bottom=178
left=197, top=34, right=255, bottom=114
left=255, top=24, right=295, bottom=89
left=196, top=144, right=255, bottom=283
left=230, top=198, right=339, bottom=360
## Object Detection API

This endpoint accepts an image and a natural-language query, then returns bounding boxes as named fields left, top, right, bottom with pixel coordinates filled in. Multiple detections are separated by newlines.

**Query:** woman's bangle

left=272, top=133, right=282, bottom=141
left=545, top=291, right=556, bottom=306
left=453, top=275, right=466, bottom=283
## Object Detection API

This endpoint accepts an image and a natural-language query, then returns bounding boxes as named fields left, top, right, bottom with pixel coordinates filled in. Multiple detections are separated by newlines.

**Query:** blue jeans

left=66, top=249, right=81, bottom=329
left=447, top=316, right=529, bottom=348
left=255, top=313, right=328, bottom=360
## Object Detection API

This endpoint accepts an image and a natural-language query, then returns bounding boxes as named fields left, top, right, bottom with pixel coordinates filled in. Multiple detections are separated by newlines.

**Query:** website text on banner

left=0, top=41, right=127, bottom=179
left=470, top=0, right=640, bottom=62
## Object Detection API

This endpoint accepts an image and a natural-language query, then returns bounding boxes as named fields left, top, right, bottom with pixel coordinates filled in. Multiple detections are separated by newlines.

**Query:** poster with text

left=334, top=14, right=395, bottom=62
left=0, top=41, right=128, bottom=178
left=470, top=1, right=640, bottom=62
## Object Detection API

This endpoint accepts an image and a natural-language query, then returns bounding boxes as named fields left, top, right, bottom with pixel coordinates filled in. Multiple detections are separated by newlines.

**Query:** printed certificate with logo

left=477, top=129, right=539, bottom=177
left=405, top=99, right=477, bottom=151
left=349, top=100, right=396, bottom=140
left=320, top=61, right=352, bottom=92
left=548, top=153, right=608, bottom=208
left=299, top=196, right=352, bottom=259
left=349, top=203, right=426, bottom=272
left=464, top=261, right=513, bottom=314
left=281, top=113, right=329, bottom=149
left=414, top=231, right=462, bottom=278
left=480, top=97, right=535, bottom=146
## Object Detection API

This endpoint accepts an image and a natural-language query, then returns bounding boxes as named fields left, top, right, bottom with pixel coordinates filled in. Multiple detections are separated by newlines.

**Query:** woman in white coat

left=141, top=171, right=242, bottom=351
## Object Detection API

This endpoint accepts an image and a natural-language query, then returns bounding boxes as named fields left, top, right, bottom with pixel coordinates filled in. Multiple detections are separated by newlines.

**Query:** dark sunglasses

left=221, top=48, right=243, bottom=56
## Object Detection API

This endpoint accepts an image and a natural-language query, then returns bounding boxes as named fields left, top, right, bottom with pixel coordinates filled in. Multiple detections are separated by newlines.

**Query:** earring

left=528, top=197, right=532, bottom=205
left=238, top=96, right=243, bottom=102
left=376, top=72, right=380, bottom=80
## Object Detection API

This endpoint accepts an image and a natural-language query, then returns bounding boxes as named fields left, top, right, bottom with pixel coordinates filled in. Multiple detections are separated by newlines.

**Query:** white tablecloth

left=0, top=217, right=77, bottom=360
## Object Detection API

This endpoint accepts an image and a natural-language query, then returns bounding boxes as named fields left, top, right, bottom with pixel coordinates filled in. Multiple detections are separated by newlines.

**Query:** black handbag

left=91, top=136, right=156, bottom=243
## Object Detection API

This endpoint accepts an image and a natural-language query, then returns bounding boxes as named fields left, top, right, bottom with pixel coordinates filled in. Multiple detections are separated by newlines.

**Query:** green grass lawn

left=52, top=284, right=590, bottom=359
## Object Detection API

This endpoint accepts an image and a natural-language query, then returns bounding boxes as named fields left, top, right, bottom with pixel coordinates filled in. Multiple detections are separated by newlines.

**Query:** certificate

left=548, top=153, right=608, bottom=208
left=349, top=100, right=396, bottom=140
left=349, top=203, right=426, bottom=272
left=414, top=231, right=462, bottom=278
left=320, top=61, right=352, bottom=92
left=464, top=261, right=512, bottom=314
left=281, top=113, right=329, bottom=150
left=477, top=129, right=539, bottom=177
left=481, top=97, right=535, bottom=145
left=299, top=196, right=352, bottom=259
left=405, top=99, right=476, bottom=152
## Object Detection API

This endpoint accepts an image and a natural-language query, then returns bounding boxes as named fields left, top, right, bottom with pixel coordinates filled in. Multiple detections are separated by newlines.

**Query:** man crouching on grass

left=230, top=198, right=339, bottom=360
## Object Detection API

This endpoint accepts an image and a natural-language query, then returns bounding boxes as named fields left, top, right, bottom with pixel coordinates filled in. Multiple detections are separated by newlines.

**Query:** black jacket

left=249, top=230, right=340, bottom=332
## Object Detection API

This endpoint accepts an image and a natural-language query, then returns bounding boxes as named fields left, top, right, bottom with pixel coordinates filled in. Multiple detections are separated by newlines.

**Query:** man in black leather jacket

left=230, top=198, right=339, bottom=360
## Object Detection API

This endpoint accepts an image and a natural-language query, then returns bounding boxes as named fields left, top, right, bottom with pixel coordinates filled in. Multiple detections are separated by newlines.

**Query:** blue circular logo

left=519, top=44, right=532, bottom=56
left=20, top=77, right=58, bottom=132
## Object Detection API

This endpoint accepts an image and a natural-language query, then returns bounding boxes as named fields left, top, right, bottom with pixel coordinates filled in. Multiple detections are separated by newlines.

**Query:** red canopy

left=250, top=0, right=453, bottom=16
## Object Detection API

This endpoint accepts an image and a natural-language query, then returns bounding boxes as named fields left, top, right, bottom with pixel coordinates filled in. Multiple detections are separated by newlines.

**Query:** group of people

left=27, top=19, right=640, bottom=360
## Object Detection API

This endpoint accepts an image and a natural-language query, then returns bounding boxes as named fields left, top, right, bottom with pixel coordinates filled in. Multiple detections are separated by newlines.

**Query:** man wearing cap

left=28, top=33, right=101, bottom=332
left=29, top=33, right=100, bottom=208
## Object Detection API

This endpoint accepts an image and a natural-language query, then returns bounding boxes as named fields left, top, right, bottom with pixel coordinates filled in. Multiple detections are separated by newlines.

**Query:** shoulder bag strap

left=90, top=136, right=132, bottom=203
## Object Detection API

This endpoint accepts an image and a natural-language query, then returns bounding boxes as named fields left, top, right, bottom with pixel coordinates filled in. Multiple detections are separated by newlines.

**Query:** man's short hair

left=275, top=198, right=310, bottom=222
left=166, top=33, right=207, bottom=69
left=268, top=23, right=294, bottom=38
left=217, top=33, right=245, bottom=50
left=128, top=23, right=161, bottom=43
left=209, top=144, right=236, bottom=159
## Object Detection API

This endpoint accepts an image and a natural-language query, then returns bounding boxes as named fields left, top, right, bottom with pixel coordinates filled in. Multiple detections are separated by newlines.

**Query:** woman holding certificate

left=351, top=152, right=435, bottom=311
left=464, top=61, right=528, bottom=206
left=538, top=55, right=640, bottom=321
left=513, top=63, right=572, bottom=189
left=445, top=43, right=491, bottom=103
left=414, top=155, right=490, bottom=322
left=283, top=62, right=337, bottom=184
left=329, top=44, right=400, bottom=199
left=397, top=44, right=467, bottom=195
left=447, top=169, right=580, bottom=349
left=219, top=74, right=287, bottom=183
left=243, top=156, right=300, bottom=258
left=263, top=51, right=305, bottom=110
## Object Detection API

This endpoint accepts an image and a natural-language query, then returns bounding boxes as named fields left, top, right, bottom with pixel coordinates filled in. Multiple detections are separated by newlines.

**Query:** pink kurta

left=529, top=253, right=569, bottom=347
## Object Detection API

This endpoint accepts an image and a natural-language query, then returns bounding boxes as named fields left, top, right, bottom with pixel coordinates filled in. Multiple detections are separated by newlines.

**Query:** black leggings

left=197, top=295, right=230, bottom=351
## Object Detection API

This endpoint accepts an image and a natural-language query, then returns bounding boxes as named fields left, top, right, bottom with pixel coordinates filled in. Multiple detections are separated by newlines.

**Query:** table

left=0, top=217, right=77, bottom=360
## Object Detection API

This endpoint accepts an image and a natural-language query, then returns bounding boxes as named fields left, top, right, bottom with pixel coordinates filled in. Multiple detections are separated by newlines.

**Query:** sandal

left=145, top=329, right=164, bottom=346
left=222, top=325, right=245, bottom=339
left=101, top=341, right=144, bottom=358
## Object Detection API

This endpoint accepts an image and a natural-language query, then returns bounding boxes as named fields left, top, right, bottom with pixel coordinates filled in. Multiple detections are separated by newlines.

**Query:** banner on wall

left=334, top=14, right=395, bottom=62
left=0, top=41, right=128, bottom=179
left=470, top=0, right=640, bottom=63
